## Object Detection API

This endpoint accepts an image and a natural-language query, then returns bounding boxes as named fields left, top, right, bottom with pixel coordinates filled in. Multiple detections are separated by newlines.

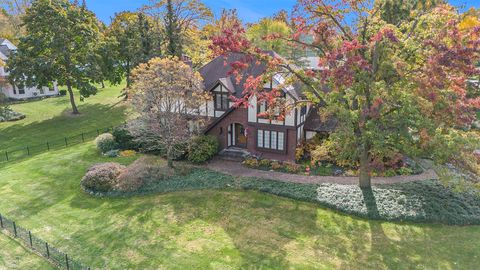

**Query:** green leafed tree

left=7, top=0, right=102, bottom=114
left=143, top=0, right=213, bottom=58
left=246, top=18, right=292, bottom=56
left=107, top=11, right=159, bottom=89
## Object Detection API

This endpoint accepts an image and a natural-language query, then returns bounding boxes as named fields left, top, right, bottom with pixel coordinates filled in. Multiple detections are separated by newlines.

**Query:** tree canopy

left=128, top=57, right=208, bottom=167
left=7, top=0, right=104, bottom=114
left=211, top=1, right=480, bottom=188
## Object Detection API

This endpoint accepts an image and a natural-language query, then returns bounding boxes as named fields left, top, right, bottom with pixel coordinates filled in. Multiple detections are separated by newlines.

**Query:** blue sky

left=86, top=0, right=480, bottom=24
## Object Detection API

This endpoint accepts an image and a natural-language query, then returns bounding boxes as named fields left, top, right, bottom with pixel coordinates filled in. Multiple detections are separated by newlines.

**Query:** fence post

left=45, top=242, right=50, bottom=258
left=0, top=214, right=3, bottom=228
left=26, top=146, right=30, bottom=156
left=65, top=137, right=68, bottom=147
left=5, top=151, right=8, bottom=161
left=46, top=142, right=50, bottom=151
left=81, top=133, right=85, bottom=142
left=13, top=221, right=17, bottom=237
left=65, top=254, right=70, bottom=270
left=28, top=231, right=33, bottom=247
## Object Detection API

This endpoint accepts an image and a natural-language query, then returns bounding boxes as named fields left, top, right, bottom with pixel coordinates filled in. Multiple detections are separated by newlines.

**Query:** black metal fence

left=0, top=126, right=119, bottom=164
left=0, top=213, right=90, bottom=270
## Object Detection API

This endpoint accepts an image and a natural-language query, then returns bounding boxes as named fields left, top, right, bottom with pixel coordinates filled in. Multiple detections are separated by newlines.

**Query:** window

left=18, top=85, right=25, bottom=95
left=13, top=86, right=16, bottom=95
left=300, top=106, right=307, bottom=123
left=257, top=129, right=285, bottom=151
left=215, top=93, right=229, bottom=110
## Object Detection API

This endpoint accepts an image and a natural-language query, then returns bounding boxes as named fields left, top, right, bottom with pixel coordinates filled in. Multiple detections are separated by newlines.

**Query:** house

left=0, top=39, right=59, bottom=100
left=197, top=52, right=330, bottom=161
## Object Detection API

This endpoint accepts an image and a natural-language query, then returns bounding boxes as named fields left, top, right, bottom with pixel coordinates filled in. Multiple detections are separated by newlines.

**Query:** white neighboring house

left=0, top=39, right=59, bottom=99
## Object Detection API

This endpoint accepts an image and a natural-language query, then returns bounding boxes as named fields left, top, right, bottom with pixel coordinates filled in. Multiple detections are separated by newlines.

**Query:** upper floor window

left=215, top=92, right=229, bottom=110
left=300, top=106, right=307, bottom=123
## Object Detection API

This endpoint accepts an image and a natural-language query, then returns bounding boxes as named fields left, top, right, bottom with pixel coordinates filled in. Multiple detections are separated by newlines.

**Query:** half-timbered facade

left=198, top=52, right=328, bottom=161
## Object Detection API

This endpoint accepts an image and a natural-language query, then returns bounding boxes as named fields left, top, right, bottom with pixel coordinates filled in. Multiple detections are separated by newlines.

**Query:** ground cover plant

left=0, top=233, right=54, bottom=270
left=0, top=83, right=129, bottom=151
left=88, top=155, right=480, bottom=225
left=0, top=143, right=480, bottom=269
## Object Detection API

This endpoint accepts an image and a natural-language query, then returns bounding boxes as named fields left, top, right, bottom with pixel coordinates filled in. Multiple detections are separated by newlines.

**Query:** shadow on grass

left=0, top=103, right=127, bottom=152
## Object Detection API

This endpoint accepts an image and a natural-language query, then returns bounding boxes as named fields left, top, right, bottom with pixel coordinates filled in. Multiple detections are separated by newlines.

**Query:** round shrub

left=112, top=126, right=138, bottom=150
left=95, top=133, right=118, bottom=153
left=116, top=157, right=168, bottom=192
left=81, top=163, right=126, bottom=192
left=187, top=135, right=219, bottom=164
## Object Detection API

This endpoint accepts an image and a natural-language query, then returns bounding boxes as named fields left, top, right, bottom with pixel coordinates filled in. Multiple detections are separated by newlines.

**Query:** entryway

left=227, top=123, right=247, bottom=148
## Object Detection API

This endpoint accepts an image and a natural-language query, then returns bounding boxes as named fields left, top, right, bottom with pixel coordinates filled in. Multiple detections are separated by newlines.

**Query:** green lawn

left=0, top=233, right=54, bottom=270
left=0, top=144, right=479, bottom=269
left=0, top=83, right=129, bottom=151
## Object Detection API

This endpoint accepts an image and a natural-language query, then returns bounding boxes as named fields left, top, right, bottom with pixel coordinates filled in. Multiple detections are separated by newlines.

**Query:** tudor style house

left=0, top=38, right=59, bottom=99
left=197, top=52, right=332, bottom=161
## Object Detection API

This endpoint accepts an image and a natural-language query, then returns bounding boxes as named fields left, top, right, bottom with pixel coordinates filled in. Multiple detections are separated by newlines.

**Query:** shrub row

left=101, top=126, right=219, bottom=163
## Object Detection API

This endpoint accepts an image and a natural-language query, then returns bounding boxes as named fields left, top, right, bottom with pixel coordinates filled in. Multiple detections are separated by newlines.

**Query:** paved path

left=206, top=159, right=438, bottom=185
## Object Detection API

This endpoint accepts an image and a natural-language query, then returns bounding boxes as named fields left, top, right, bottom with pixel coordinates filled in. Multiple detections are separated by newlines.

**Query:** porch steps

left=218, top=148, right=250, bottom=162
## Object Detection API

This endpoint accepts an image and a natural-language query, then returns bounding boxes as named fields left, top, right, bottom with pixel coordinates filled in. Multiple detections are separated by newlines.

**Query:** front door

left=228, top=123, right=247, bottom=148
left=235, top=123, right=247, bottom=148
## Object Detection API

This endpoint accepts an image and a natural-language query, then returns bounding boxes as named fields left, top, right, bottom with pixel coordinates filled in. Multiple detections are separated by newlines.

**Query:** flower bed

left=0, top=107, right=26, bottom=122
left=243, top=157, right=423, bottom=177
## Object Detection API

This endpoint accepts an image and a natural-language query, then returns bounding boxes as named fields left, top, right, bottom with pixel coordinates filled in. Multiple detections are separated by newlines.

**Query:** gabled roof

left=0, top=45, right=12, bottom=58
left=199, top=51, right=304, bottom=100
left=200, top=52, right=269, bottom=98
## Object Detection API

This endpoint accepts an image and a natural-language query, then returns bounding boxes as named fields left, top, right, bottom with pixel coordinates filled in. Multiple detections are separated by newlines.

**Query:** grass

left=0, top=83, right=129, bottom=151
left=0, top=233, right=54, bottom=269
left=0, top=144, right=480, bottom=269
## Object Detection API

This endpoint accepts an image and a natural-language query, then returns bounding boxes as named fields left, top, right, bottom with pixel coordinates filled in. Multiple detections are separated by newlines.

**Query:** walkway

left=206, top=159, right=438, bottom=185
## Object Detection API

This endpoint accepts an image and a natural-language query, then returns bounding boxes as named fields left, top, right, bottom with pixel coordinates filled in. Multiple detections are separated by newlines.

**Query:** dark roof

left=0, top=45, right=11, bottom=58
left=199, top=52, right=269, bottom=97
left=303, top=108, right=338, bottom=132
left=199, top=52, right=303, bottom=99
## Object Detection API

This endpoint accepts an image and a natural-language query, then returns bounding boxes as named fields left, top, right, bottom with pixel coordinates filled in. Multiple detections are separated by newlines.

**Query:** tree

left=7, top=0, right=102, bottom=114
left=211, top=1, right=480, bottom=188
left=143, top=0, right=213, bottom=57
left=246, top=18, right=292, bottom=56
left=0, top=0, right=31, bottom=41
left=377, top=0, right=444, bottom=25
left=128, top=57, right=209, bottom=167
left=108, top=12, right=143, bottom=88
left=107, top=11, right=160, bottom=90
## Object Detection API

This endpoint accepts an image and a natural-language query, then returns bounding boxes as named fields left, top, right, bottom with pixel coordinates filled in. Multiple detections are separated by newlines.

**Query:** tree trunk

left=101, top=81, right=105, bottom=88
left=126, top=61, right=131, bottom=88
left=66, top=81, right=79, bottom=115
left=359, top=143, right=371, bottom=188
left=166, top=147, right=174, bottom=168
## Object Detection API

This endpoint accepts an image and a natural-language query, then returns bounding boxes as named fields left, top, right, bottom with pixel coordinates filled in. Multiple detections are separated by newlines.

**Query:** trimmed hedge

left=84, top=167, right=480, bottom=225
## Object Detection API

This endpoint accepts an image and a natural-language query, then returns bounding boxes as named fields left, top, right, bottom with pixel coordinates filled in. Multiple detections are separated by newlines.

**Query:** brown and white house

left=196, top=52, right=334, bottom=162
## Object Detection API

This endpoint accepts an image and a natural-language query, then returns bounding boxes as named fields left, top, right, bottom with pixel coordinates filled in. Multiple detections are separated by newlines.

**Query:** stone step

left=218, top=148, right=250, bottom=162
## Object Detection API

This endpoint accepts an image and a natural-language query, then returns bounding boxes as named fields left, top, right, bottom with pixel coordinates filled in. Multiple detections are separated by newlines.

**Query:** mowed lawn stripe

left=0, top=83, right=129, bottom=151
